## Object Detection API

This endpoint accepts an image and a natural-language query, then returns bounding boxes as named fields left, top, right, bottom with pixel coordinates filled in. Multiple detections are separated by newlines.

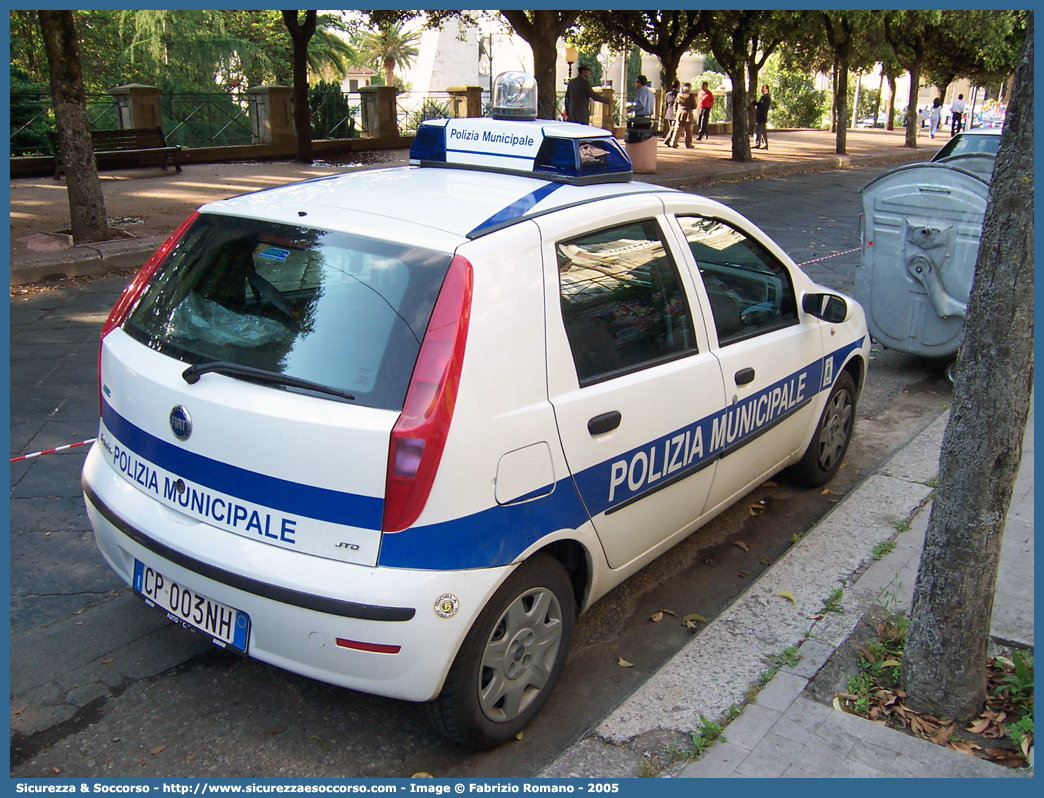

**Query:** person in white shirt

left=950, top=93, right=966, bottom=136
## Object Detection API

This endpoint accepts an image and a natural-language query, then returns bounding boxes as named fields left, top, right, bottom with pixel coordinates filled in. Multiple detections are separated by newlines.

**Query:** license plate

left=133, top=560, right=250, bottom=652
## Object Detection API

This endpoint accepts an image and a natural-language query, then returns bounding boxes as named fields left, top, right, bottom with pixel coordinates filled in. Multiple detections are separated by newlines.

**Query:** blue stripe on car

left=101, top=401, right=385, bottom=530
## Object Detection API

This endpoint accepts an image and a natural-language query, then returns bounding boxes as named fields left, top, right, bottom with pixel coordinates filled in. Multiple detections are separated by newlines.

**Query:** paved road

left=9, top=164, right=952, bottom=778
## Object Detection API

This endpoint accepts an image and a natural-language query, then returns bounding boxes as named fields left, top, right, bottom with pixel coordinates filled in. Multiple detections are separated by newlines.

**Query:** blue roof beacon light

left=409, top=71, right=632, bottom=185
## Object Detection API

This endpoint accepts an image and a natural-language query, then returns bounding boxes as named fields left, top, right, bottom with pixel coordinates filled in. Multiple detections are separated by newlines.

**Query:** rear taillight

left=382, top=254, right=473, bottom=532
left=98, top=212, right=199, bottom=414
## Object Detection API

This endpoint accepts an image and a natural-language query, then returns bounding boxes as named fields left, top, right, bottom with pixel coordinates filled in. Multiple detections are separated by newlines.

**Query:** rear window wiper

left=182, top=362, right=356, bottom=402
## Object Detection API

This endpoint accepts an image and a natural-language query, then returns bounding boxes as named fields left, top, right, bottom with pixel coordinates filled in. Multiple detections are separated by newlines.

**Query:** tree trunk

left=830, top=59, right=838, bottom=132
left=901, top=16, right=1034, bottom=723
left=886, top=73, right=897, bottom=130
left=282, top=11, right=316, bottom=164
left=835, top=56, right=849, bottom=155
left=38, top=10, right=108, bottom=245
left=729, top=66, right=751, bottom=162
left=904, top=61, right=921, bottom=148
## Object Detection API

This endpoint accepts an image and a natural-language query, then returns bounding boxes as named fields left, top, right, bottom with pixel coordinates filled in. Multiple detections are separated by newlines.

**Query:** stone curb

left=10, top=236, right=166, bottom=286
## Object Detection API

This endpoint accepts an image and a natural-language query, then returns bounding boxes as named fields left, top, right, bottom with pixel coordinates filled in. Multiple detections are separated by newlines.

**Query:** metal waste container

left=624, top=118, right=658, bottom=173
left=856, top=161, right=991, bottom=362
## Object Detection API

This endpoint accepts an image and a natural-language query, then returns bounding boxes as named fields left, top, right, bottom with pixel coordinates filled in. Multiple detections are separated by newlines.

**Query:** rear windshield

left=933, top=133, right=1001, bottom=161
left=123, top=213, right=454, bottom=410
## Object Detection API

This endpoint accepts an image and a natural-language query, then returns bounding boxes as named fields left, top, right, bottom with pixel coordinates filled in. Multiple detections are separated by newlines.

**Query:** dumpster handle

left=919, top=186, right=952, bottom=194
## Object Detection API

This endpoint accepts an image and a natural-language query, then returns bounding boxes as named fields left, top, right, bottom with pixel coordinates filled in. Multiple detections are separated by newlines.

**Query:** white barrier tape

left=796, top=245, right=863, bottom=267
left=11, top=438, right=96, bottom=463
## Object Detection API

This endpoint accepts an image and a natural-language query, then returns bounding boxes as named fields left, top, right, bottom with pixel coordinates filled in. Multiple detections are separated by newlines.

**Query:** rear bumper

left=82, top=443, right=512, bottom=702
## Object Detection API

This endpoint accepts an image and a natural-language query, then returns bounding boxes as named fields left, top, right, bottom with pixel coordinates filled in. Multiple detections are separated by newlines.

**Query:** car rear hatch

left=96, top=212, right=458, bottom=567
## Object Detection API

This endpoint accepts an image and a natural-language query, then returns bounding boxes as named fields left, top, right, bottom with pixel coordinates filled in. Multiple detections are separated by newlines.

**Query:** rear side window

left=123, top=214, right=453, bottom=410
left=676, top=215, right=797, bottom=346
left=557, top=219, right=696, bottom=386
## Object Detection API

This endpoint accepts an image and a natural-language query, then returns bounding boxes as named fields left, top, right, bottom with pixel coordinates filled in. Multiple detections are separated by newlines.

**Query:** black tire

left=424, top=554, right=575, bottom=750
left=787, top=371, right=857, bottom=487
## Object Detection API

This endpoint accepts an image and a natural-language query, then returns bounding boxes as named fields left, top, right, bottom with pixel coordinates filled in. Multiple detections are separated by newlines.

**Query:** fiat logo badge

left=169, top=406, right=192, bottom=441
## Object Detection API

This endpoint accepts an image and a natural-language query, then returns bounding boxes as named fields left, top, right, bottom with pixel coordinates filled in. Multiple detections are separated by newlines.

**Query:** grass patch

left=872, top=540, right=897, bottom=560
left=821, top=587, right=845, bottom=614
left=894, top=520, right=911, bottom=533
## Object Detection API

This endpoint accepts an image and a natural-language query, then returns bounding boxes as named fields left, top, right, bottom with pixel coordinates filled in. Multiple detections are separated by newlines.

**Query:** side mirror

left=802, top=293, right=849, bottom=323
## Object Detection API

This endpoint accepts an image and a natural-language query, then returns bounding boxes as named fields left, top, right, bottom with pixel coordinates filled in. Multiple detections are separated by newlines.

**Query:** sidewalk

left=541, top=408, right=1033, bottom=778
left=10, top=128, right=941, bottom=286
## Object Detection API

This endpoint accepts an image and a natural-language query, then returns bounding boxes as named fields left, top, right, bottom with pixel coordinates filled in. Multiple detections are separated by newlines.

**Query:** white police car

left=82, top=73, right=870, bottom=749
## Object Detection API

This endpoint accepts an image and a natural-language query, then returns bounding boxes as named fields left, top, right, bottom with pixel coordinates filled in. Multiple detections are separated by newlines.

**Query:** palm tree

left=354, top=21, right=420, bottom=88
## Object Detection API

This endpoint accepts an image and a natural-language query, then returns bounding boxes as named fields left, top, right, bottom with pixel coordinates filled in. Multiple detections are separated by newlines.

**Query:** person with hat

left=564, top=64, right=609, bottom=125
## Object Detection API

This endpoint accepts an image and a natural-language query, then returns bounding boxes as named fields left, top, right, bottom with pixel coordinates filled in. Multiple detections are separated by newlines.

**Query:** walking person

left=564, top=64, right=609, bottom=126
left=632, top=74, right=655, bottom=122
left=752, top=84, right=771, bottom=149
left=950, top=93, right=966, bottom=135
left=662, top=80, right=679, bottom=140
left=929, top=97, right=942, bottom=138
left=695, top=81, right=715, bottom=140
left=665, top=82, right=695, bottom=148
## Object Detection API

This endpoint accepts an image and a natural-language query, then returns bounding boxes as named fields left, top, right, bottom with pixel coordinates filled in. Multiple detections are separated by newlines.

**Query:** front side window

left=676, top=215, right=798, bottom=346
left=557, top=219, right=696, bottom=386
left=123, top=214, right=453, bottom=410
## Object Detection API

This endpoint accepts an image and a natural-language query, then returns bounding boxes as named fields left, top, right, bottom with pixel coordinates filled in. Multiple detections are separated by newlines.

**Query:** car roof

left=201, top=166, right=671, bottom=242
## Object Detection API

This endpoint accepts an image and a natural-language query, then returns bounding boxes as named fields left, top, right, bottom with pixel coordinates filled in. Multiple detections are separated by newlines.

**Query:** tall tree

left=500, top=11, right=581, bottom=119
left=282, top=10, right=317, bottom=164
left=883, top=10, right=941, bottom=147
left=355, top=20, right=419, bottom=88
left=819, top=11, right=876, bottom=154
left=699, top=10, right=765, bottom=162
left=574, top=11, right=705, bottom=92
left=38, top=10, right=109, bottom=244
left=901, top=13, right=1034, bottom=722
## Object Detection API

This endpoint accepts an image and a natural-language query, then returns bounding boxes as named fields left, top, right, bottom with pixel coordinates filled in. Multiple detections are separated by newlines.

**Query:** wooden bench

left=50, top=127, right=182, bottom=180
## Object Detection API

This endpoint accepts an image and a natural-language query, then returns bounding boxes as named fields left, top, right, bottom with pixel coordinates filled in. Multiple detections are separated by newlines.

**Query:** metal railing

left=160, top=92, right=256, bottom=148
left=396, top=91, right=453, bottom=135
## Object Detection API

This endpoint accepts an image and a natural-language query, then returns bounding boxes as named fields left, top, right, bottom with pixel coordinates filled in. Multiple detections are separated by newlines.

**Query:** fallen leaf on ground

left=748, top=505, right=764, bottom=516
left=412, top=773, right=433, bottom=779
left=734, top=541, right=749, bottom=551
left=735, top=571, right=748, bottom=578
left=776, top=590, right=797, bottom=604
left=807, top=613, right=825, bottom=621
left=760, top=558, right=773, bottom=565
left=52, top=768, right=61, bottom=774
left=13, top=706, right=26, bottom=715
left=309, top=734, right=327, bottom=750
left=186, top=754, right=197, bottom=762
left=100, top=658, right=115, bottom=665
left=930, top=725, right=955, bottom=745
left=762, top=481, right=777, bottom=487
left=150, top=744, right=167, bottom=756
left=618, top=658, right=634, bottom=668
left=821, top=488, right=842, bottom=495
left=966, top=717, right=991, bottom=734
left=265, top=729, right=280, bottom=736
left=650, top=611, right=664, bottom=622
left=880, top=659, right=899, bottom=668
left=683, top=613, right=707, bottom=630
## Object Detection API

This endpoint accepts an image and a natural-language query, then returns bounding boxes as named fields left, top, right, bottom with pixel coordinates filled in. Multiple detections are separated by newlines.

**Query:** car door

left=663, top=201, right=826, bottom=512
left=539, top=196, right=727, bottom=571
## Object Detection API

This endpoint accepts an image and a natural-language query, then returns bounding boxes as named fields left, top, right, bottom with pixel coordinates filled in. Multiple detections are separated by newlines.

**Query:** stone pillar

left=246, top=85, right=295, bottom=146
left=359, top=85, right=400, bottom=138
left=448, top=85, right=484, bottom=118
left=108, top=84, right=162, bottom=130
left=590, top=87, right=615, bottom=132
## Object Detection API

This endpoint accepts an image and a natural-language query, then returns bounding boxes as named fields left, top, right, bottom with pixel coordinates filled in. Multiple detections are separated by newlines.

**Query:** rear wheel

left=424, top=554, right=575, bottom=749
left=787, top=371, right=857, bottom=487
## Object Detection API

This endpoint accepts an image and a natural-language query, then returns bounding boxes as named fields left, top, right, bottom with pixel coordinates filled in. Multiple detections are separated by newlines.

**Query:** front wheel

left=787, top=371, right=857, bottom=487
left=424, top=554, right=575, bottom=749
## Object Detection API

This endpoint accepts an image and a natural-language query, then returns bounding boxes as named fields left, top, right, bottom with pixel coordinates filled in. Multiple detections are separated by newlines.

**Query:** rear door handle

left=588, top=411, right=622, bottom=436
left=735, top=367, right=756, bottom=386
